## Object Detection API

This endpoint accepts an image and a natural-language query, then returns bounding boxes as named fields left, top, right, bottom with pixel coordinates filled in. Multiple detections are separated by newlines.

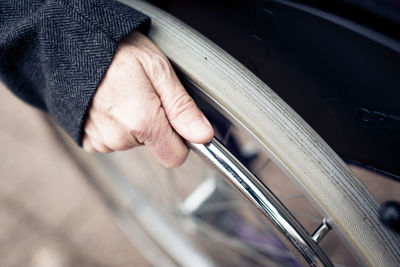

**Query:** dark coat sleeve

left=0, top=0, right=150, bottom=144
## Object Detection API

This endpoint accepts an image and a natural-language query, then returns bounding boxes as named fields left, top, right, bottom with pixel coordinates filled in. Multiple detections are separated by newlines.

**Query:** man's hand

left=82, top=31, right=214, bottom=167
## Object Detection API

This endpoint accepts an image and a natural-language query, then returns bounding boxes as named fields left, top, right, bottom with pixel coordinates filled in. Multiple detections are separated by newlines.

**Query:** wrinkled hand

left=82, top=31, right=214, bottom=167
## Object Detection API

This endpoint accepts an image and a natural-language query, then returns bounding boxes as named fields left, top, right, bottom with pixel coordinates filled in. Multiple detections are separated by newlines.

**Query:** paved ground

left=0, top=83, right=150, bottom=267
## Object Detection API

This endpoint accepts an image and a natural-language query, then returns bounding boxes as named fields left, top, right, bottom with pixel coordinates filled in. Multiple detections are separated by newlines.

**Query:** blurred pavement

left=0, top=82, right=150, bottom=267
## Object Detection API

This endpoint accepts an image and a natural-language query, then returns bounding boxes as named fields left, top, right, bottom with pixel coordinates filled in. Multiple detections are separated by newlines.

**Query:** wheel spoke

left=292, top=210, right=322, bottom=224
left=279, top=194, right=304, bottom=200
left=186, top=200, right=248, bottom=215
left=194, top=219, right=293, bottom=267
left=255, top=158, right=271, bottom=174
left=222, top=124, right=234, bottom=145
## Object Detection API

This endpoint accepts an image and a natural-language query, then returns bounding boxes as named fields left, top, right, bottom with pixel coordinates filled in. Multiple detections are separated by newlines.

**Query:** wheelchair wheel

left=54, top=0, right=400, bottom=266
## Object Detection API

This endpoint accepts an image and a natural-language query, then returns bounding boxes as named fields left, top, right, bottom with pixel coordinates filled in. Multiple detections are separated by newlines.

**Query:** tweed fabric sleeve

left=0, top=0, right=150, bottom=144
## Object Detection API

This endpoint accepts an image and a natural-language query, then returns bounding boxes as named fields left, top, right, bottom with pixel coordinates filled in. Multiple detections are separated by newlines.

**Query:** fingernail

left=189, top=116, right=213, bottom=142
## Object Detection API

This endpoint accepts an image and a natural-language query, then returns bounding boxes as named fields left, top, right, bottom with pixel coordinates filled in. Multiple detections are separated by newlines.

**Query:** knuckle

left=149, top=51, right=168, bottom=67
left=101, top=129, right=128, bottom=151
left=163, top=147, right=189, bottom=168
left=168, top=94, right=196, bottom=120
left=90, top=140, right=109, bottom=154
left=145, top=92, right=162, bottom=107
left=104, top=139, right=125, bottom=151
left=82, top=139, right=95, bottom=153
left=128, top=117, right=153, bottom=144
left=105, top=134, right=130, bottom=151
left=83, top=146, right=96, bottom=153
left=97, top=147, right=111, bottom=153
left=129, top=105, right=163, bottom=145
left=129, top=126, right=151, bottom=145
left=165, top=155, right=187, bottom=168
left=140, top=50, right=171, bottom=75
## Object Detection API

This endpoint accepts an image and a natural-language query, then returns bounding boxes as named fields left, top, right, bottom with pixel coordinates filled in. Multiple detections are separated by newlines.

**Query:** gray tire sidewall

left=120, top=1, right=400, bottom=266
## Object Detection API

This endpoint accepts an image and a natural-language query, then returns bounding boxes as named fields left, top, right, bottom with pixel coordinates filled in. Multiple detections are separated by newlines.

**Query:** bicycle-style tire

left=115, top=1, right=400, bottom=266
left=50, top=0, right=400, bottom=266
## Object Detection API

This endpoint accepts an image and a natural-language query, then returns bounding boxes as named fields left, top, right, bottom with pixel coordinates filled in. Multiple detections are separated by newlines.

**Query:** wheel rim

left=117, top=1, right=400, bottom=265
left=46, top=0, right=400, bottom=265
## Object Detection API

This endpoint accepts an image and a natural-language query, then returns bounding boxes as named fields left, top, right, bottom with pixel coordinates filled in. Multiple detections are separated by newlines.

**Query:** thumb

left=137, top=47, right=214, bottom=143
left=163, top=90, right=214, bottom=144
left=149, top=61, right=213, bottom=143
